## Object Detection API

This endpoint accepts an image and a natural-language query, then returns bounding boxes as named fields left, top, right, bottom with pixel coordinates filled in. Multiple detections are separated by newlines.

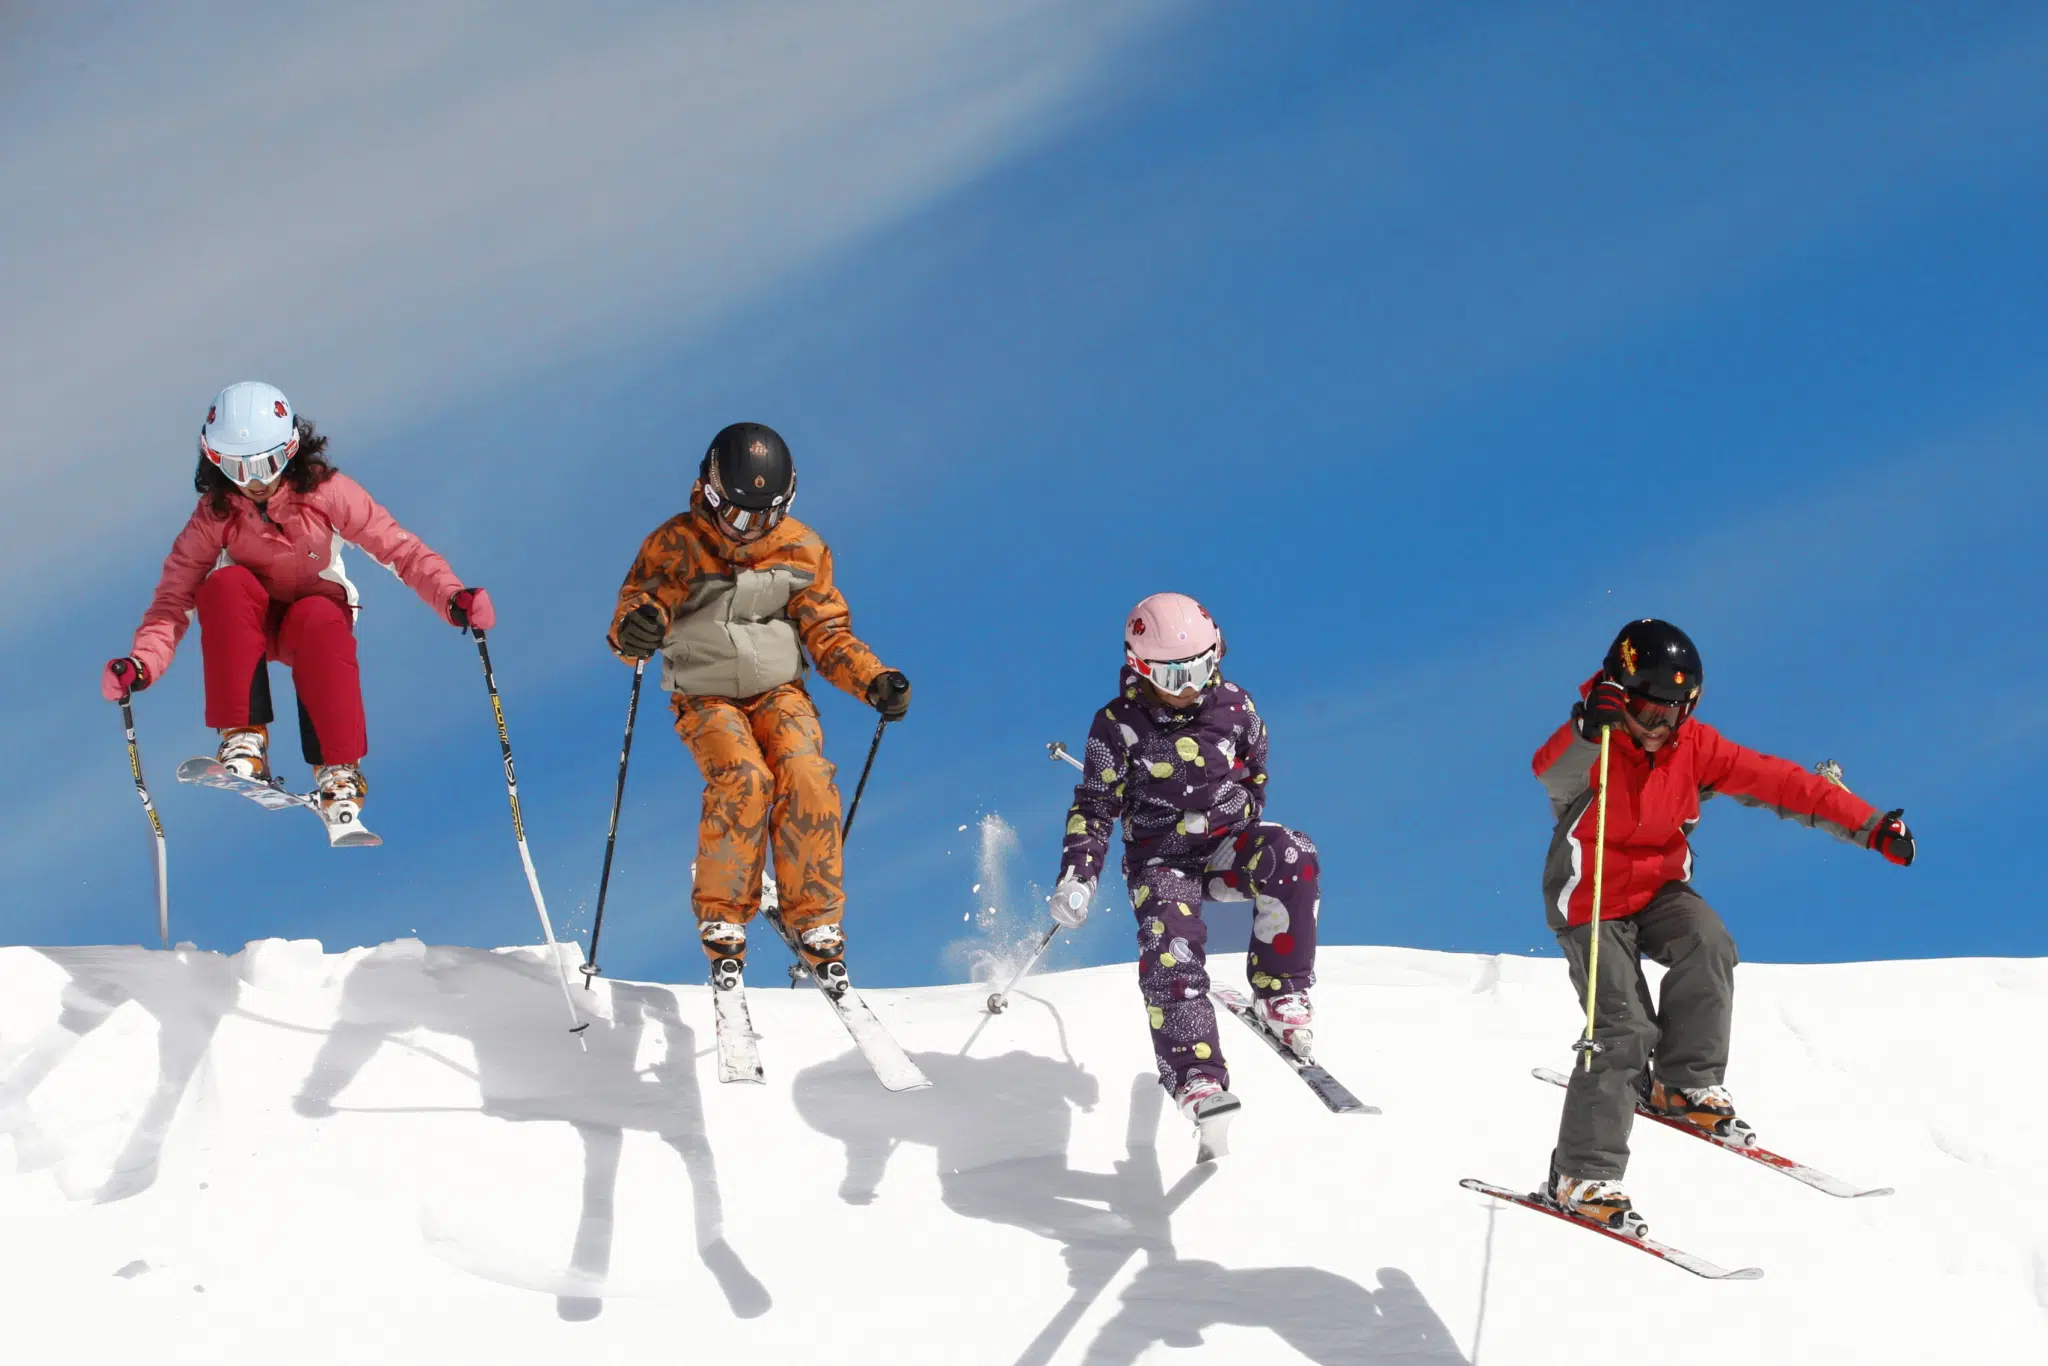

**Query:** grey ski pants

left=1552, top=882, right=1738, bottom=1180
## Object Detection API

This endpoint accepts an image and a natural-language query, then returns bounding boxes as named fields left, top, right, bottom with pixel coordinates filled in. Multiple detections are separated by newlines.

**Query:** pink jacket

left=129, top=473, right=464, bottom=681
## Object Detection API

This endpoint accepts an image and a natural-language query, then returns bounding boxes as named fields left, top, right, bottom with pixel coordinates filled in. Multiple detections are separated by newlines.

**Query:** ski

left=1211, top=986, right=1378, bottom=1114
left=1459, top=1179, right=1763, bottom=1280
left=712, top=978, right=765, bottom=1085
left=176, top=757, right=381, bottom=848
left=763, top=907, right=929, bottom=1093
left=1531, top=1068, right=1893, bottom=1198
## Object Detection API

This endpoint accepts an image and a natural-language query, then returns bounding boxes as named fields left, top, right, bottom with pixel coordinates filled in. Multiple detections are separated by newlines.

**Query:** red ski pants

left=198, top=566, right=366, bottom=765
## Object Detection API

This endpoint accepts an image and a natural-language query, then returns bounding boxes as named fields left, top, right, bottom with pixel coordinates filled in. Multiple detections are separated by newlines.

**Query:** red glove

left=1576, top=681, right=1629, bottom=741
left=1871, top=808, right=1915, bottom=867
left=448, top=587, right=496, bottom=631
left=101, top=657, right=149, bottom=702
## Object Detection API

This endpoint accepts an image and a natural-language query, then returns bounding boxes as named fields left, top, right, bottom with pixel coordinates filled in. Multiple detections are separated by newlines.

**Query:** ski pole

left=470, top=629, right=588, bottom=1041
left=1574, top=724, right=1613, bottom=1072
left=581, top=659, right=645, bottom=988
left=985, top=741, right=1087, bottom=1014
left=985, top=922, right=1061, bottom=1016
left=119, top=693, right=169, bottom=949
left=841, top=714, right=888, bottom=841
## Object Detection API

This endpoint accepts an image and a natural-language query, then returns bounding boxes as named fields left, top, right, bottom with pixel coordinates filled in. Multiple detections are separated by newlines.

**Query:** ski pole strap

left=1579, top=724, right=1612, bottom=1071
left=841, top=714, right=888, bottom=841
left=584, top=659, right=646, bottom=986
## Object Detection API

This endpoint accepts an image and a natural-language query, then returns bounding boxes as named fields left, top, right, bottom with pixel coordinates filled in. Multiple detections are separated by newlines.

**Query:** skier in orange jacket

left=608, top=423, right=909, bottom=994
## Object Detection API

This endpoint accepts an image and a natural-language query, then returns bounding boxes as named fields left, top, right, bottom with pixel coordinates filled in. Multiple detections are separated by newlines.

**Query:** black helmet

left=1604, top=619, right=1703, bottom=707
left=700, top=422, right=796, bottom=535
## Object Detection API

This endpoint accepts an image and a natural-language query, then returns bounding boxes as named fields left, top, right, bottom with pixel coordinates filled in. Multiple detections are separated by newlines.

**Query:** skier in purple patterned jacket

left=1049, top=593, right=1320, bottom=1138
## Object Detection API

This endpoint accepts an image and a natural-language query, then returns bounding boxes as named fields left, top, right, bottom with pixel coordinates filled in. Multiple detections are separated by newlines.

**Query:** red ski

left=1531, top=1068, right=1893, bottom=1199
left=1458, top=1178, right=1763, bottom=1281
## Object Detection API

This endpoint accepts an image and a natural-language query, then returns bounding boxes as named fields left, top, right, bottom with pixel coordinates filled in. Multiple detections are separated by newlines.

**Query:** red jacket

left=1533, top=679, right=1881, bottom=930
left=129, top=473, right=465, bottom=683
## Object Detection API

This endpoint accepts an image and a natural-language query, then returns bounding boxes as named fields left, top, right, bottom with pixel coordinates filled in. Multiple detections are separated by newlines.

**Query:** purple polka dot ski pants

left=1126, top=821, right=1320, bottom=1093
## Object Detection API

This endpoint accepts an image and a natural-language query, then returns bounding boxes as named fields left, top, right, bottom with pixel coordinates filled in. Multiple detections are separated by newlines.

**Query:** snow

left=3, top=939, right=2045, bottom=1364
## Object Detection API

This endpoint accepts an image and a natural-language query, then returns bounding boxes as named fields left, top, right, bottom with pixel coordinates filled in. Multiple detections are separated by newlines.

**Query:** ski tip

left=1850, top=1186, right=1897, bottom=1199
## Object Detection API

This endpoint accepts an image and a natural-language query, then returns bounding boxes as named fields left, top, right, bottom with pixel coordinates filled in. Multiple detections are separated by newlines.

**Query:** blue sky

left=5, top=3, right=2045, bottom=987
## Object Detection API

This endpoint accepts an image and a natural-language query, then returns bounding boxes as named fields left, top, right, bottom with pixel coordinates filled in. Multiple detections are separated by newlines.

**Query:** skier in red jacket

left=1532, top=619, right=1914, bottom=1234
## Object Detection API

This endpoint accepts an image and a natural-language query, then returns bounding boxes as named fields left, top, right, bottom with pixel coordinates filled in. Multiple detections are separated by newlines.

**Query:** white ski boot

left=314, top=762, right=368, bottom=838
left=216, top=725, right=271, bottom=783
left=1176, top=1073, right=1243, bottom=1162
left=1253, top=991, right=1314, bottom=1060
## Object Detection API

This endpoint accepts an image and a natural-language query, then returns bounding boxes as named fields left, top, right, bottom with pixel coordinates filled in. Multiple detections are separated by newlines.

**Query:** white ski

left=712, top=978, right=765, bottom=1085
left=177, top=757, right=380, bottom=848
left=1211, top=986, right=1378, bottom=1114
left=761, top=903, right=929, bottom=1093
left=1531, top=1068, right=1893, bottom=1198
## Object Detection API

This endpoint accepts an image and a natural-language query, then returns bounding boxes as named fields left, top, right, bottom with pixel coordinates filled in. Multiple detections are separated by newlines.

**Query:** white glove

left=1049, top=875, right=1096, bottom=929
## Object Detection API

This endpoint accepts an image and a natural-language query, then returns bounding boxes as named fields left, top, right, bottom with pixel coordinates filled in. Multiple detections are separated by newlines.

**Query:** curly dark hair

left=193, top=418, right=341, bottom=516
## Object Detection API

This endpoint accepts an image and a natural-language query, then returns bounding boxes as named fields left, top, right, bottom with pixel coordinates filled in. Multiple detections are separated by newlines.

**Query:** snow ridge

left=2, top=940, right=2045, bottom=1364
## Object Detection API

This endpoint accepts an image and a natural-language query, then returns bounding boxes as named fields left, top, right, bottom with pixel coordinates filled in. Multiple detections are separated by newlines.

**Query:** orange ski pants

left=674, top=682, right=845, bottom=962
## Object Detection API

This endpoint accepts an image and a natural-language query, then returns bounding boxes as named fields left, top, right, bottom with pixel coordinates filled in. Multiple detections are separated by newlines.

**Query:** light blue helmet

left=199, top=381, right=299, bottom=485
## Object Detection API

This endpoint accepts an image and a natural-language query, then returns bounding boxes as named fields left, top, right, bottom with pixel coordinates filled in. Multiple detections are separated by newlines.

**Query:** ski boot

left=701, top=921, right=746, bottom=991
left=1253, top=990, right=1314, bottom=1060
left=796, top=922, right=850, bottom=997
left=1645, top=1079, right=1757, bottom=1147
left=314, top=762, right=368, bottom=831
left=1175, top=1073, right=1242, bottom=1162
left=1547, top=1170, right=1648, bottom=1238
left=216, top=725, right=271, bottom=783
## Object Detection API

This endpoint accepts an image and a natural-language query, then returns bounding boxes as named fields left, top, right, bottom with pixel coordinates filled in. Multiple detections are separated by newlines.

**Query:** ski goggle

left=703, top=469, right=795, bottom=536
left=200, top=434, right=297, bottom=488
left=1623, top=691, right=1691, bottom=731
left=1128, top=644, right=1219, bottom=696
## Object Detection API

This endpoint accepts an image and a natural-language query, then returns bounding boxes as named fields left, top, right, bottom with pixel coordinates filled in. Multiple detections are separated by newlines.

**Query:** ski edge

left=1459, top=1179, right=1764, bottom=1281
left=1212, top=986, right=1379, bottom=1115
left=1530, top=1067, right=1892, bottom=1199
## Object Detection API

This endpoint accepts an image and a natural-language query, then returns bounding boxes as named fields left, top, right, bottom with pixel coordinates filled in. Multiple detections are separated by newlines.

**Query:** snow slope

left=2, top=939, right=2044, bottom=1365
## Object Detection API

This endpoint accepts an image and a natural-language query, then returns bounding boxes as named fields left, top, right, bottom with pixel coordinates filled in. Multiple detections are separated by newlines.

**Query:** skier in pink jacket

left=101, top=382, right=492, bottom=829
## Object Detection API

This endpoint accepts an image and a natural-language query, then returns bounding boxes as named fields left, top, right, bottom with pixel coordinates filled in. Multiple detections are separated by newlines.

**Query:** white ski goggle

left=1128, top=644, right=1219, bottom=696
left=703, top=472, right=795, bottom=535
left=200, top=434, right=297, bottom=488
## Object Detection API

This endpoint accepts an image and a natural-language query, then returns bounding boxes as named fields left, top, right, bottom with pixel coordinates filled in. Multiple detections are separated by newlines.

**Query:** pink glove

left=448, top=587, right=496, bottom=631
left=101, top=656, right=149, bottom=702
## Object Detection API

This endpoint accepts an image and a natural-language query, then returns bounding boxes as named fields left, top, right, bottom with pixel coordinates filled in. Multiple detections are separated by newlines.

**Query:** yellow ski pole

left=1576, top=724, right=1613, bottom=1072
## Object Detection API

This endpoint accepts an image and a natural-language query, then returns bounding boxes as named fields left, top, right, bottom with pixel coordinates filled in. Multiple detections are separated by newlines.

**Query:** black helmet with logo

left=1604, top=618, right=1704, bottom=708
left=700, top=422, right=796, bottom=535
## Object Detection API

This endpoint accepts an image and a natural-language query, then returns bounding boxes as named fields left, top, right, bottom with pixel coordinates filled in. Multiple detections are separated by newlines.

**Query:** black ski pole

left=470, top=628, right=588, bottom=1039
left=582, top=659, right=646, bottom=987
left=119, top=692, right=169, bottom=949
left=840, top=714, right=889, bottom=841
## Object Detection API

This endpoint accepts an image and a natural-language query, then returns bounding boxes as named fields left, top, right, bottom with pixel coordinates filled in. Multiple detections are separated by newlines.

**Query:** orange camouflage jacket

left=608, top=486, right=886, bottom=702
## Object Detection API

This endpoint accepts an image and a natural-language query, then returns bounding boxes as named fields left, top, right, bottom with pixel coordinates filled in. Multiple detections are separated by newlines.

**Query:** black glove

left=615, top=603, right=667, bottom=660
left=867, top=669, right=911, bottom=722
left=1576, top=680, right=1629, bottom=741
left=1871, top=808, right=1915, bottom=867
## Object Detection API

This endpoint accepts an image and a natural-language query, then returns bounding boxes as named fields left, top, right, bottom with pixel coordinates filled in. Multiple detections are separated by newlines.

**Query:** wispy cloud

left=0, top=0, right=1180, bottom=611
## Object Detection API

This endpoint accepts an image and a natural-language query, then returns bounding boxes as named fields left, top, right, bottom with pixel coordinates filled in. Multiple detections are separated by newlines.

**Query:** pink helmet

left=1125, top=593, right=1222, bottom=695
